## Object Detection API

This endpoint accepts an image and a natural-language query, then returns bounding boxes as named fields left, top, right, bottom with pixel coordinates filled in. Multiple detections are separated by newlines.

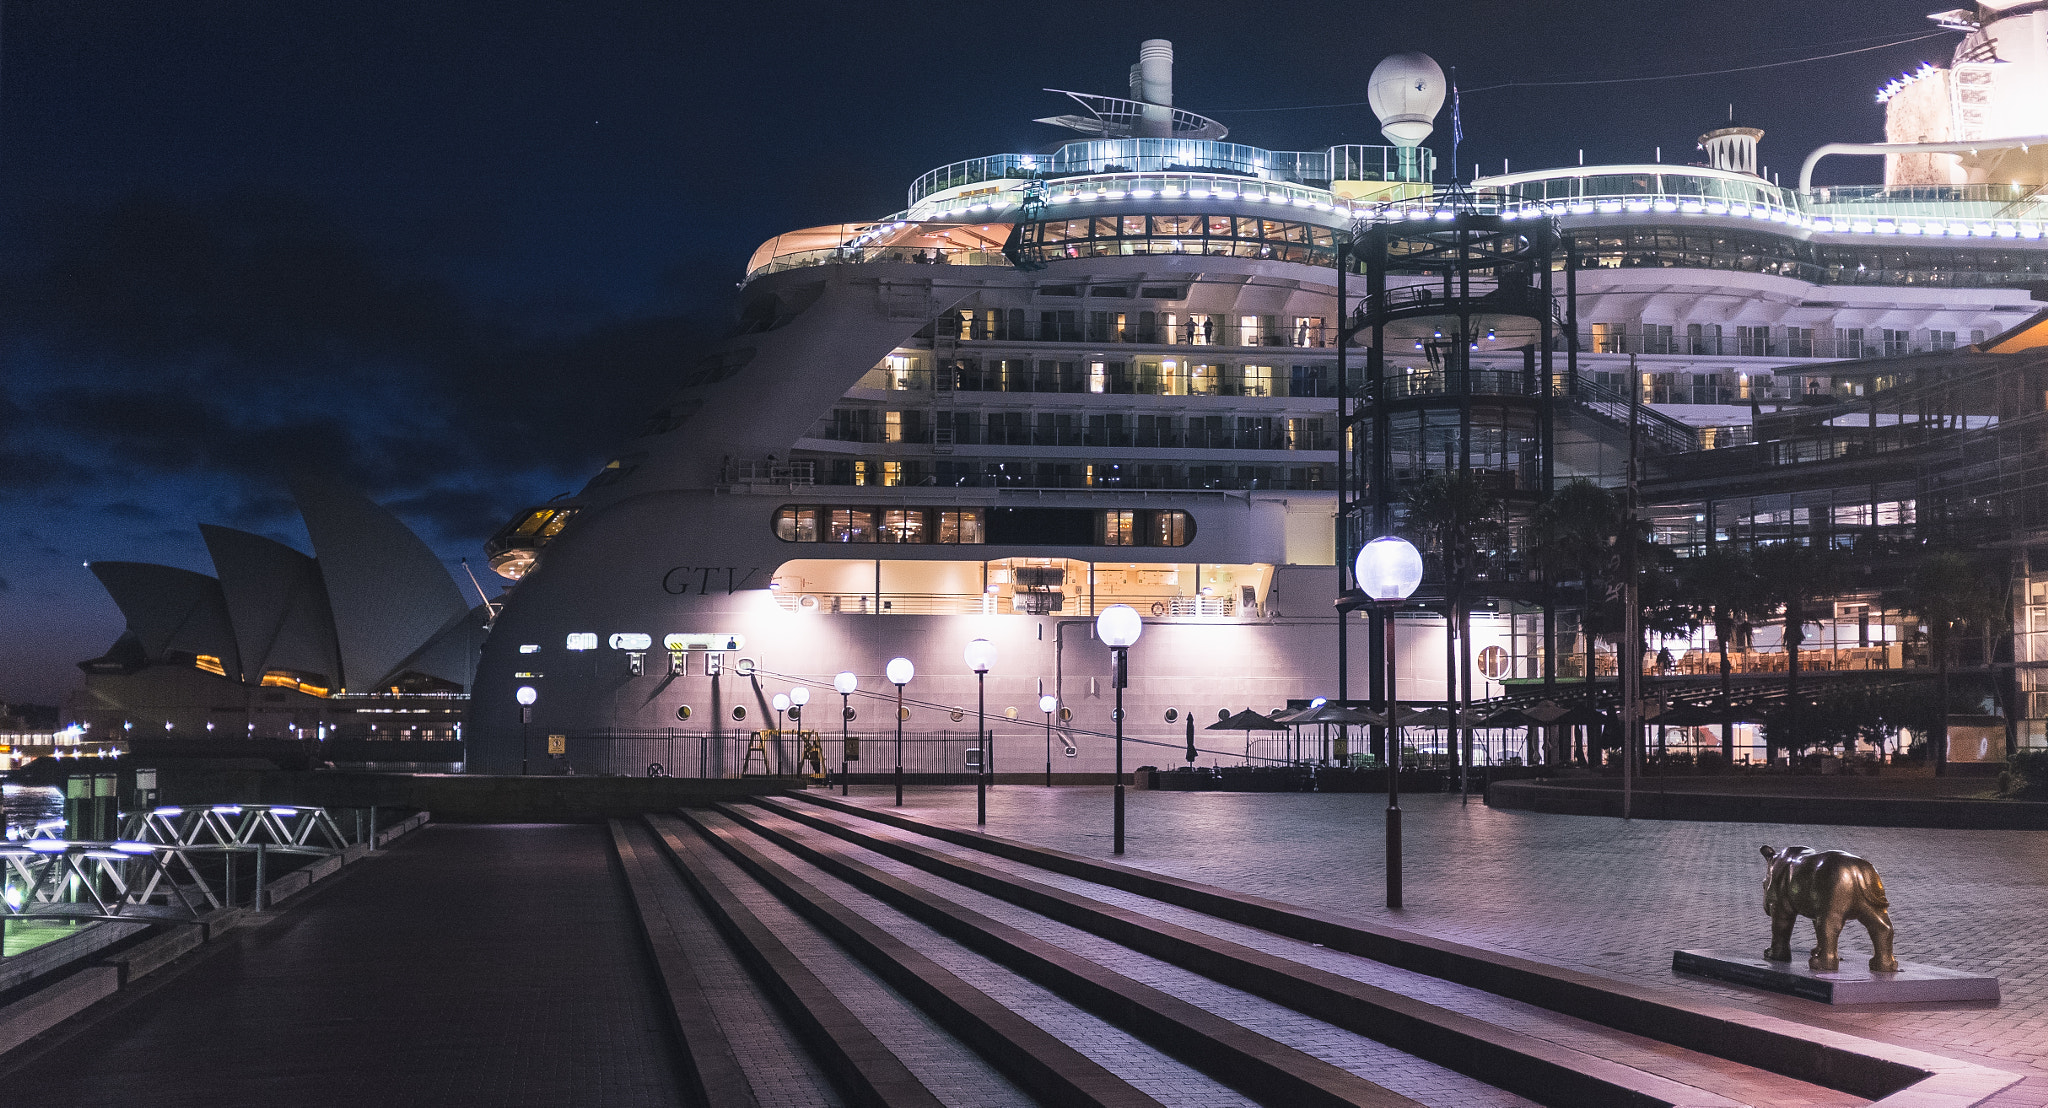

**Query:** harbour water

left=2, top=783, right=65, bottom=839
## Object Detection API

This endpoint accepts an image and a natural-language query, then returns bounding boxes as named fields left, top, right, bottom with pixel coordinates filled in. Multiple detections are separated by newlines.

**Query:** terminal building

left=452, top=10, right=2048, bottom=775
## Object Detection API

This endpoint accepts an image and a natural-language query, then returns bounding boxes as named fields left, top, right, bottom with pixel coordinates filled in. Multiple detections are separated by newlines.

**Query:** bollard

left=254, top=843, right=267, bottom=912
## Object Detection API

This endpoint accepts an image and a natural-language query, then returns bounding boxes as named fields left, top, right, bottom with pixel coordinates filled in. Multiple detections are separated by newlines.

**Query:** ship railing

left=745, top=243, right=1013, bottom=281
left=722, top=460, right=816, bottom=488
left=932, top=315, right=1334, bottom=348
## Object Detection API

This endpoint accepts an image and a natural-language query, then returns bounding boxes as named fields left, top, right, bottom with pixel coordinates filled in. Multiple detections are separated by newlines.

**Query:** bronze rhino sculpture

left=1760, top=845, right=1898, bottom=973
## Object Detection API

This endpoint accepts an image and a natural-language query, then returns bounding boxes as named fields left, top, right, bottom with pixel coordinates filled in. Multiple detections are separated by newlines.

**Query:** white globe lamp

left=886, top=657, right=914, bottom=686
left=963, top=638, right=997, bottom=673
left=833, top=671, right=858, bottom=695
left=1096, top=604, right=1143, bottom=648
left=1356, top=536, right=1425, bottom=601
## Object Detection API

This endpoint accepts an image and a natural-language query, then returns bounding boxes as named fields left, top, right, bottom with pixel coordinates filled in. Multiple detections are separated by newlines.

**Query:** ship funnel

left=1135, top=39, right=1173, bottom=138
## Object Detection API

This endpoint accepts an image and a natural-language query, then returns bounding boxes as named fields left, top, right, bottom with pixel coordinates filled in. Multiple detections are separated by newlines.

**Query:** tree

left=1533, top=479, right=1622, bottom=694
left=1751, top=541, right=1852, bottom=765
left=1883, top=548, right=2010, bottom=775
left=1676, top=545, right=1771, bottom=761
left=1403, top=472, right=1506, bottom=792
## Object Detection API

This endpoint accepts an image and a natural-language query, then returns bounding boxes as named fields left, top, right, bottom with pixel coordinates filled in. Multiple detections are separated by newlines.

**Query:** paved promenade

left=1, top=824, right=683, bottom=1107
left=859, top=783, right=2048, bottom=1107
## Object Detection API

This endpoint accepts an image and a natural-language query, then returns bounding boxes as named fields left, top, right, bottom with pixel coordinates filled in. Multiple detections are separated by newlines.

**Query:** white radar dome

left=1367, top=53, right=1446, bottom=148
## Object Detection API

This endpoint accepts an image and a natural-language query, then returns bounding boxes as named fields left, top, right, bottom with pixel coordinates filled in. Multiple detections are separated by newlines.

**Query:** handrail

left=1799, top=135, right=2048, bottom=193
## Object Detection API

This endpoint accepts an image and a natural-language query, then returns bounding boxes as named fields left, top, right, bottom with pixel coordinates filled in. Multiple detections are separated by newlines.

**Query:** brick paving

left=1, top=824, right=685, bottom=1108
left=847, top=784, right=2048, bottom=1107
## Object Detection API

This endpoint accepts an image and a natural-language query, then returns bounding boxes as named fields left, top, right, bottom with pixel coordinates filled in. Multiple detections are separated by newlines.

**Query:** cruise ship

left=466, top=10, right=2048, bottom=776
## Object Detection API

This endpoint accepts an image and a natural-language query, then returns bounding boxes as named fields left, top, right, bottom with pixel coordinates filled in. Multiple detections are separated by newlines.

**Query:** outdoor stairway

left=612, top=795, right=2015, bottom=1108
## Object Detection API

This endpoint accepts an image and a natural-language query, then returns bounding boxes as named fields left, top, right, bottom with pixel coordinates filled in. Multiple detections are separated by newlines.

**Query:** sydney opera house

left=67, top=477, right=486, bottom=745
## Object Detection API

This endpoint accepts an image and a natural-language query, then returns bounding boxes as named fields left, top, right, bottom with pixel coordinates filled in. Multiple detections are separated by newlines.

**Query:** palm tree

left=1884, top=548, right=2010, bottom=775
left=1752, top=541, right=1851, bottom=765
left=1403, top=472, right=1506, bottom=792
left=1533, top=479, right=1623, bottom=763
left=1677, top=545, right=1770, bottom=762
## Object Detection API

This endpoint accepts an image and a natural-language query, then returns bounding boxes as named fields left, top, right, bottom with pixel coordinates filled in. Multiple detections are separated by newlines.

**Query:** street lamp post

left=515, top=686, right=538, bottom=775
left=964, top=639, right=996, bottom=826
left=1357, top=536, right=1423, bottom=910
left=790, top=686, right=810, bottom=775
left=887, top=657, right=914, bottom=805
left=834, top=671, right=857, bottom=796
left=1040, top=693, right=1058, bottom=787
left=1096, top=604, right=1143, bottom=854
left=772, top=693, right=790, bottom=770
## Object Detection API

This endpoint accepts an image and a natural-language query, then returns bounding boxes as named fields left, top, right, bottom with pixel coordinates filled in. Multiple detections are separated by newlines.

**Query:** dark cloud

left=99, top=501, right=162, bottom=521
left=2, top=192, right=719, bottom=544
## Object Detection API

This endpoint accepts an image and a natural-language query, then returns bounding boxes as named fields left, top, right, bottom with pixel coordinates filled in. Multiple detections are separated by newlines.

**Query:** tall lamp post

left=772, top=693, right=790, bottom=771
left=790, top=686, right=811, bottom=775
left=1357, top=536, right=1423, bottom=909
left=515, top=686, right=537, bottom=775
left=964, top=639, right=996, bottom=826
left=834, top=671, right=858, bottom=796
left=887, top=657, right=914, bottom=805
left=1097, top=604, right=1143, bottom=854
left=1040, top=693, right=1058, bottom=787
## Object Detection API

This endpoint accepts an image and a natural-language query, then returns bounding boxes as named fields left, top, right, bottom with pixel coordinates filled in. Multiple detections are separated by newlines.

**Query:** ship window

left=880, top=509, right=924, bottom=543
left=775, top=507, right=819, bottom=542
left=829, top=508, right=874, bottom=542
left=1090, top=285, right=1131, bottom=297
left=938, top=509, right=983, bottom=543
left=1038, top=284, right=1080, bottom=296
left=1103, top=510, right=1137, bottom=546
left=513, top=509, right=555, bottom=536
left=1141, top=285, right=1185, bottom=299
left=538, top=509, right=577, bottom=538
left=771, top=506, right=1183, bottom=547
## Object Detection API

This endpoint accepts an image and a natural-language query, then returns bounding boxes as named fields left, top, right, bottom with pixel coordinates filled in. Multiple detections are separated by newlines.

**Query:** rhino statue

left=1760, top=845, right=1899, bottom=973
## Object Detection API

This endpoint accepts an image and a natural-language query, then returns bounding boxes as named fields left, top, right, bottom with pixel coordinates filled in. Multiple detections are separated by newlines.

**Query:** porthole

left=675, top=705, right=692, bottom=721
left=736, top=657, right=757, bottom=676
left=731, top=705, right=747, bottom=722
left=1004, top=706, right=1018, bottom=720
left=899, top=706, right=912, bottom=722
left=1059, top=707, right=1074, bottom=723
left=1164, top=708, right=1180, bottom=723
left=950, top=707, right=965, bottom=722
left=844, top=706, right=858, bottom=722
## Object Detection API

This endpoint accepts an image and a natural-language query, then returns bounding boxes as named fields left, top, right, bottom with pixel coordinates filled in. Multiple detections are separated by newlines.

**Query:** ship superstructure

left=467, top=26, right=2048, bottom=774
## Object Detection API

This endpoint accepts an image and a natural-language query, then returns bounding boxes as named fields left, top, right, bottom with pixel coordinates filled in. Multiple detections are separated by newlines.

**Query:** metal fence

left=551, top=730, right=992, bottom=781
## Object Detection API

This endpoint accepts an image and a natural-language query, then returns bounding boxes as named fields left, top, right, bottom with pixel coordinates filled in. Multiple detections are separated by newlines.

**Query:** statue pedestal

left=1673, top=950, right=2000, bottom=1004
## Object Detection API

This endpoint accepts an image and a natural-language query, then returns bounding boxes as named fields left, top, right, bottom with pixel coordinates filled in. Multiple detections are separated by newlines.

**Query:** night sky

left=0, top=0, right=1956, bottom=703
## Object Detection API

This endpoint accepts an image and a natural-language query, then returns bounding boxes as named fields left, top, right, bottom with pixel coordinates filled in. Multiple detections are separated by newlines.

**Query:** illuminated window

left=775, top=506, right=819, bottom=541
left=1088, top=360, right=1107, bottom=393
left=539, top=509, right=576, bottom=538
left=887, top=355, right=914, bottom=389
left=884, top=411, right=903, bottom=443
left=852, top=461, right=869, bottom=486
left=939, top=509, right=984, bottom=544
left=1102, top=510, right=1136, bottom=545
left=1190, top=363, right=1221, bottom=395
left=1240, top=365, right=1274, bottom=397
left=1154, top=510, right=1191, bottom=546
left=880, top=509, right=924, bottom=543
left=829, top=509, right=875, bottom=542
left=1239, top=315, right=1260, bottom=346
left=1291, top=316, right=1323, bottom=347
left=513, top=509, right=555, bottom=536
